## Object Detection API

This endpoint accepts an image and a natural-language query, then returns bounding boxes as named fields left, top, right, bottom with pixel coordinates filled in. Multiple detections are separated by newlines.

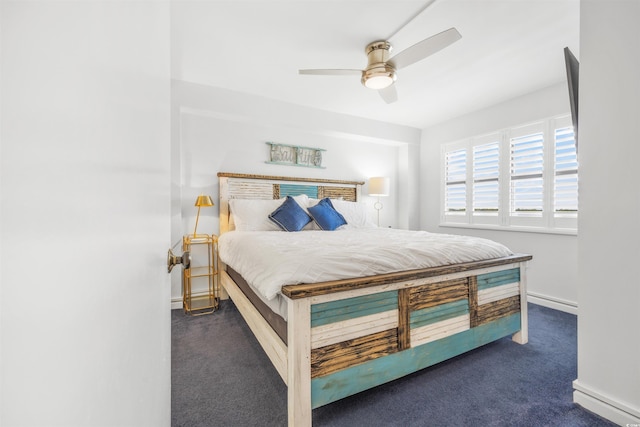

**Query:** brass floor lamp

left=368, top=177, right=390, bottom=227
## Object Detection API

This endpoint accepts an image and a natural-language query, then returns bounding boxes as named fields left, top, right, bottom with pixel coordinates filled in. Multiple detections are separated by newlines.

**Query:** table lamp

left=193, top=194, right=214, bottom=238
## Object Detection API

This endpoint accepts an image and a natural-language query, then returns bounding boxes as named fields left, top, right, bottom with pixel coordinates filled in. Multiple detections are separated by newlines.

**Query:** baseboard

left=573, top=380, right=640, bottom=425
left=527, top=292, right=577, bottom=315
left=171, top=298, right=182, bottom=310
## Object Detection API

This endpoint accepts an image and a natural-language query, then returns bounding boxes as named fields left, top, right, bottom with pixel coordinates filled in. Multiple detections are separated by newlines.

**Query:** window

left=510, top=132, right=544, bottom=217
left=473, top=142, right=500, bottom=216
left=441, top=115, right=577, bottom=233
left=554, top=126, right=578, bottom=214
left=444, top=148, right=466, bottom=214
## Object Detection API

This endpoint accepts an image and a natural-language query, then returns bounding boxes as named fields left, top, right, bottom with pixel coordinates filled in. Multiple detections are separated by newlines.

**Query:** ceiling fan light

left=364, top=74, right=394, bottom=89
left=362, top=67, right=396, bottom=90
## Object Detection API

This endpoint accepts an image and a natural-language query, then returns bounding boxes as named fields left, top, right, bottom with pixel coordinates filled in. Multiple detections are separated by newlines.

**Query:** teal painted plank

left=311, top=291, right=398, bottom=328
left=311, top=291, right=397, bottom=314
left=311, top=302, right=397, bottom=328
left=279, top=184, right=318, bottom=198
left=410, top=300, right=469, bottom=329
left=477, top=268, right=520, bottom=289
left=477, top=268, right=519, bottom=281
left=311, top=313, right=521, bottom=409
left=477, top=268, right=519, bottom=284
left=478, top=267, right=520, bottom=281
left=477, top=271, right=518, bottom=285
left=478, top=276, right=519, bottom=289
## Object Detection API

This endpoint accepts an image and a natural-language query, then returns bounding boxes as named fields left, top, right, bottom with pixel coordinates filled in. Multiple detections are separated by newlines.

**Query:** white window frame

left=440, top=114, right=577, bottom=235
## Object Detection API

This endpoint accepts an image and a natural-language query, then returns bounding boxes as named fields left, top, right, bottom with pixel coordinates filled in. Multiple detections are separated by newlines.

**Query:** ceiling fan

left=299, top=27, right=462, bottom=104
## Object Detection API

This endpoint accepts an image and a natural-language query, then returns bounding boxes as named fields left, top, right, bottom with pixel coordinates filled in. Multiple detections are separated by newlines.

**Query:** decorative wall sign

left=266, top=142, right=325, bottom=169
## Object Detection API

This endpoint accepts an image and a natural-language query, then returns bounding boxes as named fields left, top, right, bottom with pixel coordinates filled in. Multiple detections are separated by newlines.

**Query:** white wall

left=0, top=1, right=4, bottom=415
left=573, top=1, right=640, bottom=424
left=170, top=80, right=421, bottom=305
left=421, top=83, right=579, bottom=312
left=1, top=3, right=171, bottom=426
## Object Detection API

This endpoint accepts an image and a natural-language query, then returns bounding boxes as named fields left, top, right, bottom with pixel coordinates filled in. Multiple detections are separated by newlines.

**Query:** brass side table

left=182, top=234, right=219, bottom=315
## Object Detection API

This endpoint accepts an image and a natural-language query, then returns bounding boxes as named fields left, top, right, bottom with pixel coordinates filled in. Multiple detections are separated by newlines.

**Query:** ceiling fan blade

left=298, top=69, right=362, bottom=76
left=389, top=27, right=461, bottom=70
left=379, top=85, right=398, bottom=104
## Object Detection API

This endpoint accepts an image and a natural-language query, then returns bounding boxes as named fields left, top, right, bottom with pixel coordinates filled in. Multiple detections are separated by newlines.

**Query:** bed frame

left=217, top=172, right=532, bottom=426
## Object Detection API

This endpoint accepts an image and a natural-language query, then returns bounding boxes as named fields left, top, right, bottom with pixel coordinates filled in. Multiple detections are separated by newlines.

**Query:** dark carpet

left=172, top=302, right=616, bottom=427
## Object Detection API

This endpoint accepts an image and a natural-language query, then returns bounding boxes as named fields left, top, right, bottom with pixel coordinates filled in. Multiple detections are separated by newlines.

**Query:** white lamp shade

left=368, top=177, right=390, bottom=196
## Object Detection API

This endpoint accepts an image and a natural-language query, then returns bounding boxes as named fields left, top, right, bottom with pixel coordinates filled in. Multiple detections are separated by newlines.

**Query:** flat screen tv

left=564, top=47, right=579, bottom=152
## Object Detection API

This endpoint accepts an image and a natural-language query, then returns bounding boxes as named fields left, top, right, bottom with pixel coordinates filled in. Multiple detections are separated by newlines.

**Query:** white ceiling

left=171, top=0, right=580, bottom=129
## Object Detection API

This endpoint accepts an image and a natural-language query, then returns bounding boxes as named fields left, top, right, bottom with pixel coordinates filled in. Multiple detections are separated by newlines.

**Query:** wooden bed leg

left=287, top=297, right=312, bottom=427
left=218, top=285, right=229, bottom=300
left=512, top=261, right=529, bottom=344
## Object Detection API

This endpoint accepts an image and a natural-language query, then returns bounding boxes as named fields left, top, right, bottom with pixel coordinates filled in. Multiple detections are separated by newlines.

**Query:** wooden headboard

left=217, top=172, right=364, bottom=234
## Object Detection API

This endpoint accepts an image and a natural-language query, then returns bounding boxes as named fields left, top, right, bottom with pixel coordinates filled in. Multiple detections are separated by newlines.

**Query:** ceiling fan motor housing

left=361, top=41, right=396, bottom=89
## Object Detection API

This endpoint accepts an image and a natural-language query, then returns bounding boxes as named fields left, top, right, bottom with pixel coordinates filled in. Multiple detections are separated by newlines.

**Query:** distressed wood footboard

left=221, top=254, right=531, bottom=427
left=284, top=256, right=530, bottom=427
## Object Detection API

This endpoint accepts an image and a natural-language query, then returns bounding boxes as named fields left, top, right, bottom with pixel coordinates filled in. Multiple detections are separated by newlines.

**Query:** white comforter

left=218, top=228, right=513, bottom=301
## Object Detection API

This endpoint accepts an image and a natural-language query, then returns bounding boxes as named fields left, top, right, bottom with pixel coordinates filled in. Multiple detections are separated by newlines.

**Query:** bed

left=217, top=172, right=532, bottom=426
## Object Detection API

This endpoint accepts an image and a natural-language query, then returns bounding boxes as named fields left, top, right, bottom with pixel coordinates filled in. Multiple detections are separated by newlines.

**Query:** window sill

left=439, top=222, right=577, bottom=236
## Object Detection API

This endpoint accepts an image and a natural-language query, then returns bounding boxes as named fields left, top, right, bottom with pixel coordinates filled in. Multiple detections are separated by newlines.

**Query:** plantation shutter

left=473, top=142, right=499, bottom=214
left=445, top=148, right=467, bottom=213
left=510, top=132, right=544, bottom=216
left=554, top=126, right=578, bottom=214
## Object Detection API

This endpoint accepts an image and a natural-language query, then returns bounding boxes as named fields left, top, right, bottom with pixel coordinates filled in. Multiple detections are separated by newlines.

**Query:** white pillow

left=331, top=199, right=376, bottom=228
left=229, top=194, right=309, bottom=231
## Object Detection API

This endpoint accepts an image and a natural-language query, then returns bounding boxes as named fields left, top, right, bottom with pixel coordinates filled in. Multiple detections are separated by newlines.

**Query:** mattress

left=218, top=228, right=513, bottom=319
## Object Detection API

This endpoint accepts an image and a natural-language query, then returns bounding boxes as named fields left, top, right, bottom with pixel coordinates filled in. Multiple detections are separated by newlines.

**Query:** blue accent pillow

left=308, top=198, right=347, bottom=231
left=269, top=196, right=312, bottom=232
